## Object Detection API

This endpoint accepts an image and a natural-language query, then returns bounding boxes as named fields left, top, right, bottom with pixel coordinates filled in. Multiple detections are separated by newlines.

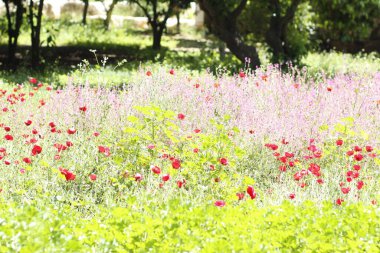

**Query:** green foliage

left=0, top=201, right=378, bottom=252
left=311, top=0, right=380, bottom=43
left=239, top=0, right=315, bottom=63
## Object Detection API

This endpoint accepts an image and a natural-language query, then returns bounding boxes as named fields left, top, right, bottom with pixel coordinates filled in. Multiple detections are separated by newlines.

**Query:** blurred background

left=0, top=0, right=379, bottom=85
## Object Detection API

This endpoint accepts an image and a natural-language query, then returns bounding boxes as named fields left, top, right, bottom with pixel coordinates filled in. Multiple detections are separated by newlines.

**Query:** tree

left=172, top=0, right=192, bottom=34
left=2, top=0, right=24, bottom=69
left=265, top=0, right=304, bottom=63
left=198, top=0, right=261, bottom=67
left=81, top=0, right=89, bottom=25
left=311, top=0, right=380, bottom=51
left=28, top=0, right=44, bottom=68
left=129, top=0, right=176, bottom=50
left=103, top=0, right=120, bottom=30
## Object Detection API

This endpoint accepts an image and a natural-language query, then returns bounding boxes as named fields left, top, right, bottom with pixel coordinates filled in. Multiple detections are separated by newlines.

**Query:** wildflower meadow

left=0, top=66, right=379, bottom=252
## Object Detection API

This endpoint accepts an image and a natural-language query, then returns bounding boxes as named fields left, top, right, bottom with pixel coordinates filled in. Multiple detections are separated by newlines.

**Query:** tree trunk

left=4, top=0, right=23, bottom=69
left=152, top=25, right=163, bottom=50
left=198, top=0, right=261, bottom=67
left=104, top=0, right=117, bottom=30
left=176, top=12, right=180, bottom=34
left=82, top=0, right=89, bottom=25
left=29, top=0, right=44, bottom=68
left=266, top=0, right=302, bottom=63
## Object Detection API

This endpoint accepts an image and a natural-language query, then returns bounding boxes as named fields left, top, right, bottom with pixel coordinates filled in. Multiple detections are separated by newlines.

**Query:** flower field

left=0, top=67, right=379, bottom=252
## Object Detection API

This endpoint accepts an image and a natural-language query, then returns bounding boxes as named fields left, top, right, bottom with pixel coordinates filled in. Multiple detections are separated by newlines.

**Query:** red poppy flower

left=236, top=192, right=245, bottom=200
left=31, top=145, right=42, bottom=156
left=151, top=166, right=161, bottom=174
left=67, top=128, right=76, bottom=135
left=219, top=157, right=228, bottom=165
left=214, top=200, right=225, bottom=207
left=162, top=174, right=171, bottom=182
left=336, top=198, right=344, bottom=205
left=4, top=135, right=13, bottom=141
left=354, top=154, right=364, bottom=161
left=59, top=168, right=76, bottom=181
left=341, top=187, right=350, bottom=194
left=336, top=139, right=343, bottom=146
left=247, top=185, right=256, bottom=199
left=289, top=193, right=295, bottom=199
left=178, top=113, right=185, bottom=120
left=89, top=174, right=97, bottom=181
left=134, top=173, right=142, bottom=181
left=357, top=181, right=364, bottom=190
left=172, top=159, right=181, bottom=169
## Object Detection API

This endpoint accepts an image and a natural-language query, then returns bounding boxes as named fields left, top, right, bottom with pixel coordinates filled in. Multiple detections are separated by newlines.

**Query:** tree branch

left=130, top=0, right=152, bottom=23
left=282, top=0, right=302, bottom=26
left=231, top=0, right=247, bottom=18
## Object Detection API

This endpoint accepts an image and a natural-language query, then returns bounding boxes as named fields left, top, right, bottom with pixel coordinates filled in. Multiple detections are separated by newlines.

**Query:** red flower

left=169, top=69, right=175, bottom=75
left=67, top=128, right=76, bottom=135
left=146, top=71, right=152, bottom=76
left=336, top=198, right=344, bottom=205
left=194, top=128, right=201, bottom=133
left=49, top=122, right=56, bottom=128
left=265, top=143, right=278, bottom=151
left=354, top=154, right=364, bottom=161
left=177, top=179, right=186, bottom=188
left=366, top=146, right=373, bottom=152
left=172, top=159, right=181, bottom=169
left=23, top=157, right=32, bottom=164
left=4, top=126, right=11, bottom=132
left=316, top=178, right=324, bottom=184
left=4, top=135, right=13, bottom=141
left=162, top=174, right=171, bottom=182
left=29, top=77, right=37, bottom=84
left=59, top=168, right=76, bottom=181
left=336, top=139, right=343, bottom=146
left=289, top=193, right=295, bottom=199
left=66, top=141, right=73, bottom=147
left=346, top=150, right=354, bottom=156
left=134, top=173, right=142, bottom=181
left=79, top=106, right=87, bottom=112
left=293, top=172, right=302, bottom=181
left=341, top=187, right=350, bottom=194
left=24, top=120, right=32, bottom=126
left=236, top=192, right=245, bottom=200
left=89, top=174, right=97, bottom=181
left=247, top=185, right=256, bottom=199
left=219, top=157, right=228, bottom=165
left=357, top=181, right=364, bottom=190
left=239, top=71, right=246, bottom=78
left=279, top=165, right=287, bottom=172
left=151, top=166, right=161, bottom=175
left=31, top=145, right=42, bottom=156
left=354, top=146, right=362, bottom=152
left=98, top=146, right=111, bottom=156
left=214, top=200, right=225, bottom=207
left=177, top=113, right=185, bottom=120
left=327, top=86, right=332, bottom=92
left=353, top=165, right=361, bottom=171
